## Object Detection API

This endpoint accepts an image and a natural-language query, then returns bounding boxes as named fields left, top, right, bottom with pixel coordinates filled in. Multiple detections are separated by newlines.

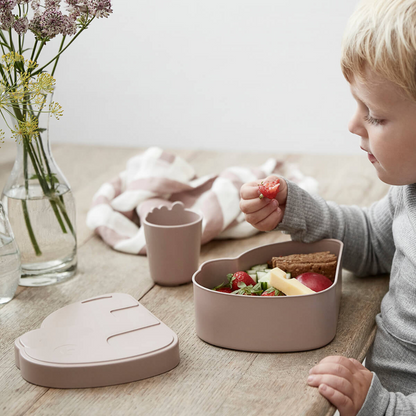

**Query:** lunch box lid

left=14, top=293, right=180, bottom=388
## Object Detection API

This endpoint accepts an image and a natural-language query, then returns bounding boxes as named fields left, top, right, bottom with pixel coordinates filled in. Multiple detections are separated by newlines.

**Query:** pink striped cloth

left=86, top=147, right=318, bottom=255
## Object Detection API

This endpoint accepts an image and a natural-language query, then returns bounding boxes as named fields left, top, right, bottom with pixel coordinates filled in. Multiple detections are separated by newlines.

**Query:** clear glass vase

left=0, top=202, right=21, bottom=303
left=1, top=90, right=77, bottom=286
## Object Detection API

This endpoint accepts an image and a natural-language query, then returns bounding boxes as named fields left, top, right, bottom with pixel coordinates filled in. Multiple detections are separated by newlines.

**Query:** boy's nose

left=348, top=114, right=368, bottom=138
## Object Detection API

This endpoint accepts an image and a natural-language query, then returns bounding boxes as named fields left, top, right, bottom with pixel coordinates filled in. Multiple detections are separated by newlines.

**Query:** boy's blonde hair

left=341, top=0, right=416, bottom=100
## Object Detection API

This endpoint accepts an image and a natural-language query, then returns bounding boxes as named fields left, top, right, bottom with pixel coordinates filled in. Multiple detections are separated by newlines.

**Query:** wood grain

left=0, top=144, right=390, bottom=416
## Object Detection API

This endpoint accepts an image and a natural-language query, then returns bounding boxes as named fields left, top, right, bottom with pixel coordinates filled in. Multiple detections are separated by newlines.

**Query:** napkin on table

left=86, top=147, right=318, bottom=255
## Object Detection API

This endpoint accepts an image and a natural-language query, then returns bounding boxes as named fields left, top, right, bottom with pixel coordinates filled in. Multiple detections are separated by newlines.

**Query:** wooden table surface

left=0, top=142, right=390, bottom=416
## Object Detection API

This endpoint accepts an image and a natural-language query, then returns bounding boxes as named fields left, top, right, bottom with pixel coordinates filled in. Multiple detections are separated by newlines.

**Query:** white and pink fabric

left=86, top=147, right=318, bottom=255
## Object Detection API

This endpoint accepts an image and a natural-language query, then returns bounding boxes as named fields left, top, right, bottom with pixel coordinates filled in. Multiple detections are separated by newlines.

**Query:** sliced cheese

left=270, top=267, right=315, bottom=296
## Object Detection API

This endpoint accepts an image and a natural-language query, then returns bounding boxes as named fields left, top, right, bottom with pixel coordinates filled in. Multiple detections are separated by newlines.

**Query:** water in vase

left=0, top=233, right=20, bottom=304
left=2, top=183, right=77, bottom=286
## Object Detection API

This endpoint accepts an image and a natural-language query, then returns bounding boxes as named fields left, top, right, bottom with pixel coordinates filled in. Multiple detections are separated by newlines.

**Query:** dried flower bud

left=0, top=10, right=14, bottom=30
left=13, top=16, right=29, bottom=35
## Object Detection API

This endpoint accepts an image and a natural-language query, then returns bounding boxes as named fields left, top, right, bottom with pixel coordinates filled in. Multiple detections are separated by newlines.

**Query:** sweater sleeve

left=275, top=180, right=397, bottom=276
left=357, top=373, right=416, bottom=416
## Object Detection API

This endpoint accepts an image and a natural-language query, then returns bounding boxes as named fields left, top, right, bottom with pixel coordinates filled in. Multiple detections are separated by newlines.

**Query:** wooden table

left=0, top=143, right=390, bottom=416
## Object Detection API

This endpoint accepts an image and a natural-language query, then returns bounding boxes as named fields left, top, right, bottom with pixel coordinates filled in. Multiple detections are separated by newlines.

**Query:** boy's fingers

left=318, top=356, right=359, bottom=374
left=308, top=374, right=354, bottom=400
left=348, top=358, right=366, bottom=370
left=244, top=199, right=278, bottom=225
left=309, top=356, right=372, bottom=416
left=317, top=384, right=355, bottom=416
left=251, top=206, right=282, bottom=232
left=309, top=363, right=354, bottom=384
left=275, top=177, right=288, bottom=204
left=240, top=196, right=278, bottom=215
left=240, top=181, right=263, bottom=200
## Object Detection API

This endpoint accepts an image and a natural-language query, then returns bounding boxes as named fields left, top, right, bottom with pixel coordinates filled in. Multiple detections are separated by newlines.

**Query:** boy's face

left=348, top=69, right=416, bottom=185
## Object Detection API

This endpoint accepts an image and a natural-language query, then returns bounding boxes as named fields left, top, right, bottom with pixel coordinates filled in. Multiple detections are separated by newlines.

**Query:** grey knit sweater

left=277, top=180, right=416, bottom=416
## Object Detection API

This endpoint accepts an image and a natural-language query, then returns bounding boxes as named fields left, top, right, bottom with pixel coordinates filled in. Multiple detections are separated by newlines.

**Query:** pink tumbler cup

left=143, top=202, right=203, bottom=286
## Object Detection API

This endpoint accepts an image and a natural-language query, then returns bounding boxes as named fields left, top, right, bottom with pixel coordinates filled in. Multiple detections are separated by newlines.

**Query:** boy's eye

left=364, top=114, right=384, bottom=126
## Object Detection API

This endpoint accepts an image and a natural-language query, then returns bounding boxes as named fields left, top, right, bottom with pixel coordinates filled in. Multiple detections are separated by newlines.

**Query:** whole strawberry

left=227, top=271, right=256, bottom=291
left=258, top=179, right=280, bottom=199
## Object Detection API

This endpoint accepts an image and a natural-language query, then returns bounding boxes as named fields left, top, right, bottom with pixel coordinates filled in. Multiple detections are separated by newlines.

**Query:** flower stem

left=31, top=19, right=94, bottom=77
left=37, top=133, right=54, bottom=189
left=51, top=36, right=66, bottom=77
left=33, top=40, right=46, bottom=65
left=26, top=139, right=68, bottom=234
left=22, top=142, right=42, bottom=256
left=30, top=40, right=38, bottom=62
left=8, top=29, right=15, bottom=53
left=0, top=65, right=10, bottom=86
left=21, top=199, right=42, bottom=256
left=55, top=196, right=75, bottom=237
left=8, top=29, right=17, bottom=85
left=49, top=198, right=68, bottom=234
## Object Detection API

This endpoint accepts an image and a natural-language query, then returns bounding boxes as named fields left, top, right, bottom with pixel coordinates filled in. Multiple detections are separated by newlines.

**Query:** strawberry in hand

left=227, top=271, right=256, bottom=291
left=258, top=179, right=280, bottom=200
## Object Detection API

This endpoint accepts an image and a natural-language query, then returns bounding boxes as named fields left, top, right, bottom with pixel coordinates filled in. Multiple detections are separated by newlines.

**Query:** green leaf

left=30, top=173, right=59, bottom=184
left=261, top=287, right=279, bottom=296
left=48, top=174, right=59, bottom=184
left=213, top=281, right=230, bottom=290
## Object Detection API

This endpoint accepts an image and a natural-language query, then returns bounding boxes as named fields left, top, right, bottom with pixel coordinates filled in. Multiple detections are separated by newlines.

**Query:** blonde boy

left=240, top=0, right=416, bottom=414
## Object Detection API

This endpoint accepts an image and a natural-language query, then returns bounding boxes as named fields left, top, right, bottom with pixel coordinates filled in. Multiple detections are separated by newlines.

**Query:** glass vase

left=0, top=202, right=21, bottom=303
left=1, top=90, right=77, bottom=286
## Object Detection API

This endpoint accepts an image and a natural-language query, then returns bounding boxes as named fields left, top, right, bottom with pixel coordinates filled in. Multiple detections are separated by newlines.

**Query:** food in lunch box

left=227, top=271, right=256, bottom=291
left=216, top=287, right=233, bottom=293
left=269, top=267, right=315, bottom=295
left=261, top=287, right=281, bottom=296
left=213, top=264, right=284, bottom=296
left=269, top=251, right=338, bottom=281
left=212, top=251, right=337, bottom=296
left=296, top=272, right=333, bottom=292
left=258, top=179, right=280, bottom=199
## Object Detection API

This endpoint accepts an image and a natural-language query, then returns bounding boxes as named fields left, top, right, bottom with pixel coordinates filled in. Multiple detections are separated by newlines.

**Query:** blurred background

left=2, top=0, right=361, bottom=155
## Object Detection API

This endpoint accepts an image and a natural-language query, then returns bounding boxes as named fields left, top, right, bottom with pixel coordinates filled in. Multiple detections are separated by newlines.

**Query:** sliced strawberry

left=227, top=271, right=256, bottom=291
left=212, top=280, right=232, bottom=291
left=215, top=287, right=233, bottom=293
left=261, top=287, right=281, bottom=296
left=232, top=282, right=257, bottom=295
left=258, top=179, right=280, bottom=199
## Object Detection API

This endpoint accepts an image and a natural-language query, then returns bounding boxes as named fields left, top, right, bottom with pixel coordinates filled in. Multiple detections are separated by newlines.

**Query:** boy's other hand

left=239, top=175, right=287, bottom=232
left=307, top=355, right=373, bottom=416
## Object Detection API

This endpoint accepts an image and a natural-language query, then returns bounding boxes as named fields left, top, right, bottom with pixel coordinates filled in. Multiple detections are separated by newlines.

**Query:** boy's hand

left=307, top=356, right=373, bottom=416
left=239, top=175, right=288, bottom=231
